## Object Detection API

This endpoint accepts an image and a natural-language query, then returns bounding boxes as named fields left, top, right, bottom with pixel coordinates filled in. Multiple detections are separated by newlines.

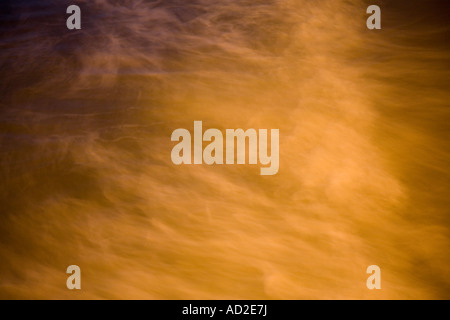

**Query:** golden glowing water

left=0, top=0, right=449, bottom=299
